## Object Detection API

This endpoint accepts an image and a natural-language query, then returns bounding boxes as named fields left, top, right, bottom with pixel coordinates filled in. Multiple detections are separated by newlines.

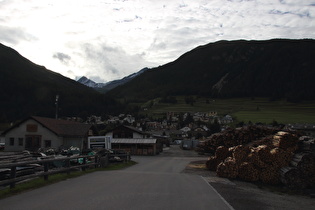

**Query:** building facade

left=106, top=125, right=162, bottom=155
left=2, top=116, right=97, bottom=152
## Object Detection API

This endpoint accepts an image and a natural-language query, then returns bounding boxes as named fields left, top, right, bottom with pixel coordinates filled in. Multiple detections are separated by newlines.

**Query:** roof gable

left=3, top=116, right=93, bottom=137
left=110, top=125, right=144, bottom=135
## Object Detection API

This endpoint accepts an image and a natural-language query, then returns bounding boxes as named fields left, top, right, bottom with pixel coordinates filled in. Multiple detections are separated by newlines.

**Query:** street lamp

left=55, top=94, right=59, bottom=119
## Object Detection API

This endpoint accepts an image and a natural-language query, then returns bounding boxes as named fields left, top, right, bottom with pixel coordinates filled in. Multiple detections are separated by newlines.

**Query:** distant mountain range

left=77, top=76, right=106, bottom=88
left=1, top=39, right=315, bottom=122
left=77, top=67, right=149, bottom=93
left=106, top=39, right=315, bottom=102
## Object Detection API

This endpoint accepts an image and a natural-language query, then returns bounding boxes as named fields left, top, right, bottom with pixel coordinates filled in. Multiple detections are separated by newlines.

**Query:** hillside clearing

left=138, top=97, right=315, bottom=124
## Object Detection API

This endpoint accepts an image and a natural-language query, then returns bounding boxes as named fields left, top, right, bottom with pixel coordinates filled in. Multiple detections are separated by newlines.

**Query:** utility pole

left=55, top=94, right=59, bottom=119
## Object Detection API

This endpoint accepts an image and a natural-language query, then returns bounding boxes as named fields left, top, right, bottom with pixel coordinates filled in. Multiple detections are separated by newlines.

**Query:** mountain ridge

left=77, top=68, right=149, bottom=92
left=106, top=39, right=315, bottom=102
left=0, top=43, right=119, bottom=122
left=77, top=76, right=106, bottom=88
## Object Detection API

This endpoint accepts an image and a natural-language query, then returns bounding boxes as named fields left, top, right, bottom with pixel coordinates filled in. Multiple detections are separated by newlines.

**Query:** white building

left=2, top=116, right=97, bottom=152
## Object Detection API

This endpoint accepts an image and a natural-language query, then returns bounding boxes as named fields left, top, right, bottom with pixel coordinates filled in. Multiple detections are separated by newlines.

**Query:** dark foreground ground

left=1, top=146, right=314, bottom=209
left=164, top=146, right=315, bottom=210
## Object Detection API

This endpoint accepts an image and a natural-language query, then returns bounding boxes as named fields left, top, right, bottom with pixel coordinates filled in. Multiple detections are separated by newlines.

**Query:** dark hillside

left=0, top=43, right=118, bottom=122
left=107, top=39, right=315, bottom=102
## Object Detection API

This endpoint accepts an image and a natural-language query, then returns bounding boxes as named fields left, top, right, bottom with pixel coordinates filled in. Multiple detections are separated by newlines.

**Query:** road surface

left=0, top=146, right=234, bottom=210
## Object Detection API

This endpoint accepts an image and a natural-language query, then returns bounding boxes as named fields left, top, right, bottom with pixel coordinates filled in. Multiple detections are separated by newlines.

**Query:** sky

left=1, top=0, right=315, bottom=83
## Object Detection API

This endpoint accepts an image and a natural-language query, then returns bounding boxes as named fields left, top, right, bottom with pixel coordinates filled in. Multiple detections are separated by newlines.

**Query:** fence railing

left=0, top=154, right=101, bottom=189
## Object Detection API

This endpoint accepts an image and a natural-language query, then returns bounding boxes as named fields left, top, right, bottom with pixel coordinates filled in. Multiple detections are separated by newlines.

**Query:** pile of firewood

left=280, top=140, right=315, bottom=189
left=205, top=128, right=315, bottom=189
left=0, top=151, right=35, bottom=164
left=199, top=125, right=280, bottom=154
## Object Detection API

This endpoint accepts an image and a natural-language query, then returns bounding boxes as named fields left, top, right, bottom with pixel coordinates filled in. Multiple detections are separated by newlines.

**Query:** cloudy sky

left=1, top=0, right=315, bottom=83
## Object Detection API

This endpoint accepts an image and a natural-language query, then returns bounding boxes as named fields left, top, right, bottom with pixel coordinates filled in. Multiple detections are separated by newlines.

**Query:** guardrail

left=0, top=154, right=101, bottom=189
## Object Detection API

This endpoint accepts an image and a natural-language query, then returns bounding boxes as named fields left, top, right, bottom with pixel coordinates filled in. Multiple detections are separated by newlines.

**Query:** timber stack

left=200, top=125, right=280, bottom=154
left=204, top=126, right=315, bottom=189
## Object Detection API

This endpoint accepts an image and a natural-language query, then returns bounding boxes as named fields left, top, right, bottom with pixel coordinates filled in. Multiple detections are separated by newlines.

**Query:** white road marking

left=201, top=176, right=235, bottom=210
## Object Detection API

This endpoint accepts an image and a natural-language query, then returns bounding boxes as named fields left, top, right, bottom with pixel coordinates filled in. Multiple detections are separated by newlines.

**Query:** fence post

left=10, top=166, right=16, bottom=189
left=100, top=154, right=109, bottom=168
left=94, top=155, right=99, bottom=168
left=127, top=152, right=130, bottom=162
left=44, top=162, right=49, bottom=181
left=66, top=159, right=70, bottom=175
left=82, top=157, right=86, bottom=171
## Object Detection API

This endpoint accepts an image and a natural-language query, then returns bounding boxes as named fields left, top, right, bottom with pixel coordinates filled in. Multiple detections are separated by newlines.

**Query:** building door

left=25, top=135, right=41, bottom=151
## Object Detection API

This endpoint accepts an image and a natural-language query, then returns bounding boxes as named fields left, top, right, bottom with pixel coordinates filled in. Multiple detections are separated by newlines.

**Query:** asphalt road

left=0, top=146, right=234, bottom=210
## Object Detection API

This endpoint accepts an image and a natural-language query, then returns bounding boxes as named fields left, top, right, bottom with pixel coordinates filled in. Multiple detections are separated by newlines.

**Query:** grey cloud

left=89, top=75, right=106, bottom=83
left=269, top=9, right=311, bottom=18
left=53, top=52, right=71, bottom=64
left=82, top=43, right=119, bottom=75
left=80, top=42, right=148, bottom=81
left=0, top=25, right=36, bottom=44
left=118, top=15, right=142, bottom=23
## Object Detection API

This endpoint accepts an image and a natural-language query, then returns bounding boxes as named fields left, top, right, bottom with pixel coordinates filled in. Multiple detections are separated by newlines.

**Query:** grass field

left=138, top=97, right=315, bottom=124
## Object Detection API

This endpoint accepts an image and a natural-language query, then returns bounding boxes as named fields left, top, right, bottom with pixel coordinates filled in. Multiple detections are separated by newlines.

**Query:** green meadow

left=138, top=97, right=315, bottom=124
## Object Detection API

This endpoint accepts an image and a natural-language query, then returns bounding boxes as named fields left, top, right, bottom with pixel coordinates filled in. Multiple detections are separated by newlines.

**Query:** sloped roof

left=111, top=139, right=157, bottom=144
left=122, top=125, right=144, bottom=134
left=3, top=116, right=93, bottom=137
left=108, top=125, right=145, bottom=135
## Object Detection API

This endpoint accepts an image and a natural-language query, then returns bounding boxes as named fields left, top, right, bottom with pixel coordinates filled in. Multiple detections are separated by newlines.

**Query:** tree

left=183, top=113, right=194, bottom=126
left=185, top=96, right=195, bottom=106
left=209, top=118, right=221, bottom=134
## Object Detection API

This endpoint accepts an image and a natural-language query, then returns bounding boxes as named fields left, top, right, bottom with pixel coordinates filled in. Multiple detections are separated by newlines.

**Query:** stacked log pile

left=205, top=127, right=315, bottom=189
left=0, top=151, right=35, bottom=164
left=201, top=125, right=280, bottom=154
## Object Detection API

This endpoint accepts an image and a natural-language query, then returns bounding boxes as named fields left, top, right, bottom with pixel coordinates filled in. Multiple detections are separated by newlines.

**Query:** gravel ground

left=162, top=145, right=315, bottom=210
left=183, top=158, right=315, bottom=210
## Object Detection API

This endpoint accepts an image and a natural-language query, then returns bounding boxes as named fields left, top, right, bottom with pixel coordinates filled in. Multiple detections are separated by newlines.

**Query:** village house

left=218, top=115, right=233, bottom=124
left=106, top=116, right=120, bottom=124
left=190, top=126, right=209, bottom=139
left=167, top=129, right=186, bottom=141
left=2, top=116, right=97, bottom=152
left=105, top=125, right=162, bottom=155
left=180, top=126, right=191, bottom=133
left=86, top=115, right=103, bottom=124
left=146, top=121, right=162, bottom=130
left=123, top=115, right=135, bottom=124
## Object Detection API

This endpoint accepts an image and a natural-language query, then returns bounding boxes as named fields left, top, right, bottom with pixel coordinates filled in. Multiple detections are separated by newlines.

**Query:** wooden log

left=206, top=156, right=220, bottom=171
left=297, top=139, right=314, bottom=151
left=280, top=166, right=307, bottom=189
left=255, top=145, right=273, bottom=163
left=273, top=131, right=299, bottom=150
left=238, top=162, right=259, bottom=182
left=260, top=166, right=280, bottom=185
left=247, top=150, right=270, bottom=169
left=232, top=145, right=251, bottom=164
left=270, top=148, right=293, bottom=168
left=290, top=153, right=315, bottom=178
left=216, top=157, right=238, bottom=179
left=215, top=146, right=231, bottom=161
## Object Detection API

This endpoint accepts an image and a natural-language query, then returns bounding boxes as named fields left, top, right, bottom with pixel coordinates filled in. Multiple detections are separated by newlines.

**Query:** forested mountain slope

left=107, top=39, right=315, bottom=102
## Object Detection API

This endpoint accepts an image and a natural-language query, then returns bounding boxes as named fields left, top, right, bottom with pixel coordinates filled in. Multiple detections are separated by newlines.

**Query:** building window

left=26, top=124, right=38, bottom=132
left=9, top=138, right=14, bottom=146
left=18, top=138, right=23, bottom=146
left=45, top=140, right=51, bottom=148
